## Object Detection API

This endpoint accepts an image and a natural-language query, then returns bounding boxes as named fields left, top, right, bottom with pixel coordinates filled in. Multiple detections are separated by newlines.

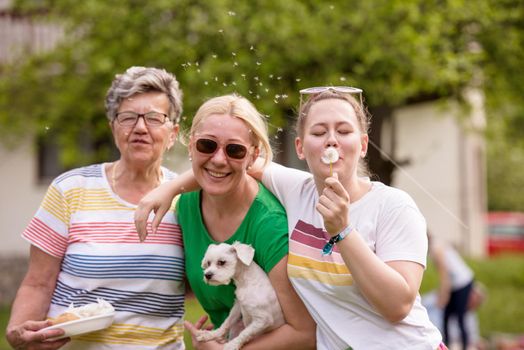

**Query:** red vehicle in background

left=486, top=212, right=524, bottom=256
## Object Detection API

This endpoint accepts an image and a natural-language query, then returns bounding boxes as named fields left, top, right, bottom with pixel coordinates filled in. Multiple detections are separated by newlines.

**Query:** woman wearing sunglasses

left=136, top=87, right=443, bottom=349
left=138, top=93, right=316, bottom=350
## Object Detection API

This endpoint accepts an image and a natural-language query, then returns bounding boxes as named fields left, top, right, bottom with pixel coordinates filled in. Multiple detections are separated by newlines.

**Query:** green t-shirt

left=177, top=182, right=289, bottom=327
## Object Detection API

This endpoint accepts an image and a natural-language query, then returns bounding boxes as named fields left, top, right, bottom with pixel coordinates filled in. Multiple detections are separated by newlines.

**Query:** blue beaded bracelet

left=322, top=224, right=354, bottom=256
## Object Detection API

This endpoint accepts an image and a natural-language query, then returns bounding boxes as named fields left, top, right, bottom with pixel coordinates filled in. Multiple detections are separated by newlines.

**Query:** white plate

left=42, top=312, right=115, bottom=340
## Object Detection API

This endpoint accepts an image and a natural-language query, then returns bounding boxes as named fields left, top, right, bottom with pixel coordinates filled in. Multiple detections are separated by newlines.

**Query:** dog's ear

left=232, top=241, right=254, bottom=266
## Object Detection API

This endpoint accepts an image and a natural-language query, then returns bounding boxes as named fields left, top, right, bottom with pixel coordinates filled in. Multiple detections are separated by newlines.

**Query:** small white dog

left=196, top=241, right=285, bottom=350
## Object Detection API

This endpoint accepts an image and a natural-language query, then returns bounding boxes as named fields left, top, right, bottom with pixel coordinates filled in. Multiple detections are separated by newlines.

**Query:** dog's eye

left=217, top=260, right=226, bottom=266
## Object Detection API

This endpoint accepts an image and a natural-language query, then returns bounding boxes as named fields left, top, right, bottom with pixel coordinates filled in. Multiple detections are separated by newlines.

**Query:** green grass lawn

left=1, top=255, right=523, bottom=350
left=0, top=305, right=10, bottom=350
left=184, top=295, right=206, bottom=350
left=420, top=254, right=524, bottom=337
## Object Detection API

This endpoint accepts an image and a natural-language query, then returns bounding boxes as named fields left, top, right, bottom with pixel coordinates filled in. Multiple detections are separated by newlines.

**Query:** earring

left=189, top=156, right=192, bottom=162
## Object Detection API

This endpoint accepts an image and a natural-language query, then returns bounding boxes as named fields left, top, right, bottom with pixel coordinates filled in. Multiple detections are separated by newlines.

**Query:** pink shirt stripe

left=22, top=217, right=68, bottom=257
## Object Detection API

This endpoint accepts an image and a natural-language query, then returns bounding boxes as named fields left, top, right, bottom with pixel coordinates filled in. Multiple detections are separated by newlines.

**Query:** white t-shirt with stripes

left=262, top=163, right=442, bottom=350
left=23, top=163, right=185, bottom=349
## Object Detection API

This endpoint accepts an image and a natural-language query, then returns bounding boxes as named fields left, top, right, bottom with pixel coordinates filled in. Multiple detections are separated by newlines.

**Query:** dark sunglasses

left=195, top=138, right=249, bottom=160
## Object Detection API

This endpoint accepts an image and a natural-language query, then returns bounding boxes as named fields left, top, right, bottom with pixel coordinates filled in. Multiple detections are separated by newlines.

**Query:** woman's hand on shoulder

left=6, top=320, right=69, bottom=350
left=135, top=169, right=200, bottom=241
left=135, top=185, right=175, bottom=241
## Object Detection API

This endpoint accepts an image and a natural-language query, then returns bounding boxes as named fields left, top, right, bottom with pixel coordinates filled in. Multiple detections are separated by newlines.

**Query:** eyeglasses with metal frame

left=114, top=111, right=170, bottom=127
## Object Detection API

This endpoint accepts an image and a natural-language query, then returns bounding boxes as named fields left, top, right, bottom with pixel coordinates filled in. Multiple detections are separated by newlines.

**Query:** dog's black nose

left=205, top=272, right=213, bottom=280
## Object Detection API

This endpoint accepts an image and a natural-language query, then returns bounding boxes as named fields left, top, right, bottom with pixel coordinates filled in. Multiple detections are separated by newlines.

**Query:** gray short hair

left=105, top=66, right=183, bottom=123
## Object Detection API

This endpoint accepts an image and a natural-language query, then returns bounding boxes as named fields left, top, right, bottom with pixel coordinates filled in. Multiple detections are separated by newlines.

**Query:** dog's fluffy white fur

left=196, top=241, right=285, bottom=350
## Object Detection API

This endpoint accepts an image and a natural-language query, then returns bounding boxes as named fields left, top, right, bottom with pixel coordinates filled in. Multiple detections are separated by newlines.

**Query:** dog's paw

left=195, top=330, right=217, bottom=342
left=223, top=341, right=242, bottom=350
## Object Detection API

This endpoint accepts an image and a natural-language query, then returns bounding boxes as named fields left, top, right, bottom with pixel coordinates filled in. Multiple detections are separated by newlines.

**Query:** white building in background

left=386, top=91, right=487, bottom=257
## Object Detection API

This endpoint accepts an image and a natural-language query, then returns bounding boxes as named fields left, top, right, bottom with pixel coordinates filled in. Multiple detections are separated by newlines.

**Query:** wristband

left=322, top=224, right=354, bottom=256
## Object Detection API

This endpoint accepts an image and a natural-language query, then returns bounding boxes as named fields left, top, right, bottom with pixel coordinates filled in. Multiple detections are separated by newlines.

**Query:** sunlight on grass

left=184, top=295, right=207, bottom=350
left=1, top=304, right=10, bottom=349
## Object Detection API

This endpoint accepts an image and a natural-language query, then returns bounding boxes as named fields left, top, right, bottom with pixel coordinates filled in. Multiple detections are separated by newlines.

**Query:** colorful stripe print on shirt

left=288, top=220, right=354, bottom=286
left=22, top=164, right=185, bottom=349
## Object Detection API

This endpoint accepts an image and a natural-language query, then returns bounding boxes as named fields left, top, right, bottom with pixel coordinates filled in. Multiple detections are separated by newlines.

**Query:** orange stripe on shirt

left=288, top=264, right=354, bottom=286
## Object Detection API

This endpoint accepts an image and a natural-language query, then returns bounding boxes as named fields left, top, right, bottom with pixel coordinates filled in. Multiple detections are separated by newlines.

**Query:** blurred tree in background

left=0, top=0, right=522, bottom=208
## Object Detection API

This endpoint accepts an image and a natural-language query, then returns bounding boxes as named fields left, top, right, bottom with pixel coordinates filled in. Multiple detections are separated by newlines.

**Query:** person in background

left=428, top=232, right=476, bottom=350
left=138, top=93, right=316, bottom=350
left=135, top=86, right=444, bottom=349
left=6, top=66, right=186, bottom=349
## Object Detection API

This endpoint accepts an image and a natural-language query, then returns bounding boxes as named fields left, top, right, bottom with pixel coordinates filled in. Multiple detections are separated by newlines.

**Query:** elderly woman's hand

left=6, top=320, right=69, bottom=350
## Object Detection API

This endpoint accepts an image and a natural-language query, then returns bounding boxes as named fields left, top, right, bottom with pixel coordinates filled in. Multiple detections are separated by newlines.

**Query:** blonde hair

left=190, top=94, right=273, bottom=166
left=297, top=90, right=370, bottom=137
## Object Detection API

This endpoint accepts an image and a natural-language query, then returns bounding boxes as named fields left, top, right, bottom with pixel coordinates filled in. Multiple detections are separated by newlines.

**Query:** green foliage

left=478, top=0, right=524, bottom=144
left=480, top=1, right=524, bottom=210
left=486, top=117, right=524, bottom=211
left=0, top=0, right=493, bottom=168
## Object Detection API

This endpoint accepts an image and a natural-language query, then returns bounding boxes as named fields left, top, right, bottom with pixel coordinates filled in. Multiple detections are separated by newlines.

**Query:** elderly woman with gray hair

left=6, top=66, right=186, bottom=349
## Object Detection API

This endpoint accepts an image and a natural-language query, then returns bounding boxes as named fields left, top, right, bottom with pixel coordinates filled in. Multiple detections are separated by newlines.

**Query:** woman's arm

left=6, top=245, right=68, bottom=349
left=135, top=169, right=199, bottom=240
left=241, top=256, right=316, bottom=350
left=135, top=158, right=268, bottom=240
left=318, top=175, right=425, bottom=323
left=338, top=233, right=424, bottom=323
